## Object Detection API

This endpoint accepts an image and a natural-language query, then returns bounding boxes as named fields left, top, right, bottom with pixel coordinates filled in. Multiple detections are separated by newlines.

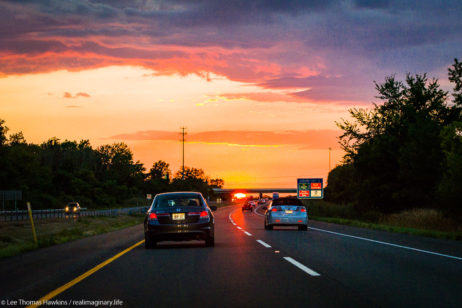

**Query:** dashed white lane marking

left=310, top=227, right=462, bottom=261
left=237, top=226, right=242, bottom=230
left=283, top=257, right=320, bottom=277
left=256, top=240, right=271, bottom=248
left=244, top=231, right=252, bottom=236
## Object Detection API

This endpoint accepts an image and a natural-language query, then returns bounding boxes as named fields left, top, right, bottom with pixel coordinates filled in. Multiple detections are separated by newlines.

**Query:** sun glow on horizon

left=234, top=193, right=247, bottom=199
left=0, top=65, right=345, bottom=188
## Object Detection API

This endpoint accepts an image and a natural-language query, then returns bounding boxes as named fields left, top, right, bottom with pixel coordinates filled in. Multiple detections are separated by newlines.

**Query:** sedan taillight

left=271, top=208, right=278, bottom=212
left=148, top=213, right=158, bottom=220
left=200, top=211, right=209, bottom=218
left=300, top=207, right=306, bottom=212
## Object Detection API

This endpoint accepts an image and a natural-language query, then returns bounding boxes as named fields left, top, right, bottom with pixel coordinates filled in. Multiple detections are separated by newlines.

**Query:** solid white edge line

left=256, top=240, right=271, bottom=248
left=310, top=227, right=462, bottom=261
left=283, top=257, right=320, bottom=277
left=244, top=231, right=252, bottom=236
left=254, top=204, right=265, bottom=217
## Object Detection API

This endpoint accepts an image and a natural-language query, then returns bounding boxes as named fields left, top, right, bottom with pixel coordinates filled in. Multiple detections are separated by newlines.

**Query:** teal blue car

left=264, top=197, right=308, bottom=231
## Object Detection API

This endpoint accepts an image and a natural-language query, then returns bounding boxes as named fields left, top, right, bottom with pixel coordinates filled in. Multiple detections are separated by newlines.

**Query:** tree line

left=326, top=59, right=462, bottom=217
left=0, top=125, right=224, bottom=210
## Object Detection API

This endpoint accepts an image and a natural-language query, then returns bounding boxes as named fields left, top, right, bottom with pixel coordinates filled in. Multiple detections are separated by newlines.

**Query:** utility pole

left=180, top=127, right=187, bottom=180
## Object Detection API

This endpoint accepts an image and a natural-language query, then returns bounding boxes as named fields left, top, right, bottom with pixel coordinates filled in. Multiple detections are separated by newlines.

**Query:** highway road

left=1, top=202, right=462, bottom=307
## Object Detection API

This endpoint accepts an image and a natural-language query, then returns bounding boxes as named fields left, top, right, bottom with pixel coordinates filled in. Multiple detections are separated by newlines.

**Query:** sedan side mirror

left=210, top=205, right=218, bottom=211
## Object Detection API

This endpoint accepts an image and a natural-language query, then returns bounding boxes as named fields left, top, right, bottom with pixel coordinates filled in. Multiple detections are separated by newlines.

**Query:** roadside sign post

left=297, top=178, right=324, bottom=199
left=26, top=202, right=38, bottom=246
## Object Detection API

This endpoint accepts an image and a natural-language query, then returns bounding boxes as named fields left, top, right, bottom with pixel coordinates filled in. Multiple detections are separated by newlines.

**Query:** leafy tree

left=209, top=178, right=224, bottom=188
left=9, top=131, right=26, bottom=145
left=145, top=160, right=172, bottom=195
left=148, top=160, right=171, bottom=181
left=325, top=164, right=356, bottom=205
left=0, top=119, right=224, bottom=209
left=438, top=126, right=462, bottom=215
left=333, top=59, right=462, bottom=213
left=0, top=119, right=8, bottom=146
left=172, top=166, right=210, bottom=196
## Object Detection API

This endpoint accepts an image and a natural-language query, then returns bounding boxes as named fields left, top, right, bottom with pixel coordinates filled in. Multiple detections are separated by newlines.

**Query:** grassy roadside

left=310, top=216, right=462, bottom=240
left=304, top=200, right=462, bottom=241
left=0, top=214, right=144, bottom=259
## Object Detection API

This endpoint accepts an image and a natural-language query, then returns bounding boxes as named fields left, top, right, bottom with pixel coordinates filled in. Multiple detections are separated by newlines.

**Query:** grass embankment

left=303, top=200, right=462, bottom=240
left=0, top=214, right=144, bottom=259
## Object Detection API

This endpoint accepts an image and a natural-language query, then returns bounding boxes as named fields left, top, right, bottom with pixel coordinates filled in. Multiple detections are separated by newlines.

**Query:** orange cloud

left=110, top=130, right=340, bottom=149
left=220, top=92, right=307, bottom=103
left=63, top=91, right=91, bottom=99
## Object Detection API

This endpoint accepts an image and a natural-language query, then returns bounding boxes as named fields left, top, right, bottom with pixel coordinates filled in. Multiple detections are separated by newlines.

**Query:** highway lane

left=47, top=204, right=371, bottom=308
left=239, top=203, right=462, bottom=307
left=1, top=203, right=461, bottom=307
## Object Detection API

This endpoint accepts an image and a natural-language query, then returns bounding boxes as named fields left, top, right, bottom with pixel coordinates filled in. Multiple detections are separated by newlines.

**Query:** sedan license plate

left=172, top=213, right=185, bottom=220
left=285, top=210, right=293, bottom=214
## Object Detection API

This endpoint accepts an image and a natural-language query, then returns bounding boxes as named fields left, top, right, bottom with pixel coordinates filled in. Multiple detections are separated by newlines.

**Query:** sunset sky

left=1, top=0, right=461, bottom=188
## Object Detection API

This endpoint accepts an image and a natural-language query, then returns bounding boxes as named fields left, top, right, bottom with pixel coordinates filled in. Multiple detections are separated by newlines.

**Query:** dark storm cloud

left=0, top=0, right=460, bottom=104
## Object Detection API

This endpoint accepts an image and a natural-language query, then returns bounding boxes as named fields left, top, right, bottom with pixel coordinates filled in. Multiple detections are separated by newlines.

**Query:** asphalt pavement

left=1, top=202, right=462, bottom=308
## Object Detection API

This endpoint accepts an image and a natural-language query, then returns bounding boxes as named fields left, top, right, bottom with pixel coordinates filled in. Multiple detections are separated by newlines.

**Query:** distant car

left=65, top=202, right=81, bottom=216
left=263, top=197, right=307, bottom=230
left=144, top=192, right=217, bottom=248
left=242, top=202, right=253, bottom=212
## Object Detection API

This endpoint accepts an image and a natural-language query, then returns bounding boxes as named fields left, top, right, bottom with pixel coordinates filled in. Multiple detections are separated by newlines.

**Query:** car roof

left=155, top=192, right=203, bottom=197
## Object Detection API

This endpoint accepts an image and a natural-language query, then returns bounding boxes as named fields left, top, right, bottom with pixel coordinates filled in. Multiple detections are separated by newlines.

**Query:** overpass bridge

left=212, top=188, right=297, bottom=198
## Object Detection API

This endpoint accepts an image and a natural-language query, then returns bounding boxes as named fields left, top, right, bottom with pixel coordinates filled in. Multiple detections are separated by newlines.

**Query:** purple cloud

left=0, top=0, right=460, bottom=105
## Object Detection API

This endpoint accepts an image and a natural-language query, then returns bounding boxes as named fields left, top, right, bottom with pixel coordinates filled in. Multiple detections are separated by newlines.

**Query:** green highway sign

left=297, top=178, right=323, bottom=199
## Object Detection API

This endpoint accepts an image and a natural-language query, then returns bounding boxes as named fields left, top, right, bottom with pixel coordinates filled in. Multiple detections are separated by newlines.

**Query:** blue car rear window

left=272, top=198, right=303, bottom=206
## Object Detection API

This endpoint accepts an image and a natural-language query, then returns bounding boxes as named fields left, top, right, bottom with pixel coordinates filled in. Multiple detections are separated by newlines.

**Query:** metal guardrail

left=0, top=206, right=149, bottom=222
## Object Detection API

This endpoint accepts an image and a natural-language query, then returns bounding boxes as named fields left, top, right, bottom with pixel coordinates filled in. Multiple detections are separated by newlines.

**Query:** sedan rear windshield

left=154, top=195, right=204, bottom=208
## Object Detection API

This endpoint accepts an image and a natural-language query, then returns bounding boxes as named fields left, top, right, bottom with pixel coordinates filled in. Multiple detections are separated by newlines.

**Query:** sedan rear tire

left=264, top=219, right=273, bottom=230
left=145, top=234, right=156, bottom=249
left=205, top=236, right=215, bottom=247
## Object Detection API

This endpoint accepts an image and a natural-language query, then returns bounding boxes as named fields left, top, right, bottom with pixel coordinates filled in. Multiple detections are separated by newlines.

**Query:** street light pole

left=328, top=147, right=332, bottom=171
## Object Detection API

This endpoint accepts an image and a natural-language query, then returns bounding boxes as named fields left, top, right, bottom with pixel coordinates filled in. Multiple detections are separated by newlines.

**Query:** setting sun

left=234, top=193, right=247, bottom=199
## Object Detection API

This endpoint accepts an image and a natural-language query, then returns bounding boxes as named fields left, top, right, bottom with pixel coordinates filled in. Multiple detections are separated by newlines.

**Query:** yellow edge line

left=27, top=239, right=145, bottom=308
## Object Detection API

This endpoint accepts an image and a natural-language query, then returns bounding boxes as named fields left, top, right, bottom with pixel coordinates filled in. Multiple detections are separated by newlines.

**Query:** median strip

left=27, top=240, right=145, bottom=308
